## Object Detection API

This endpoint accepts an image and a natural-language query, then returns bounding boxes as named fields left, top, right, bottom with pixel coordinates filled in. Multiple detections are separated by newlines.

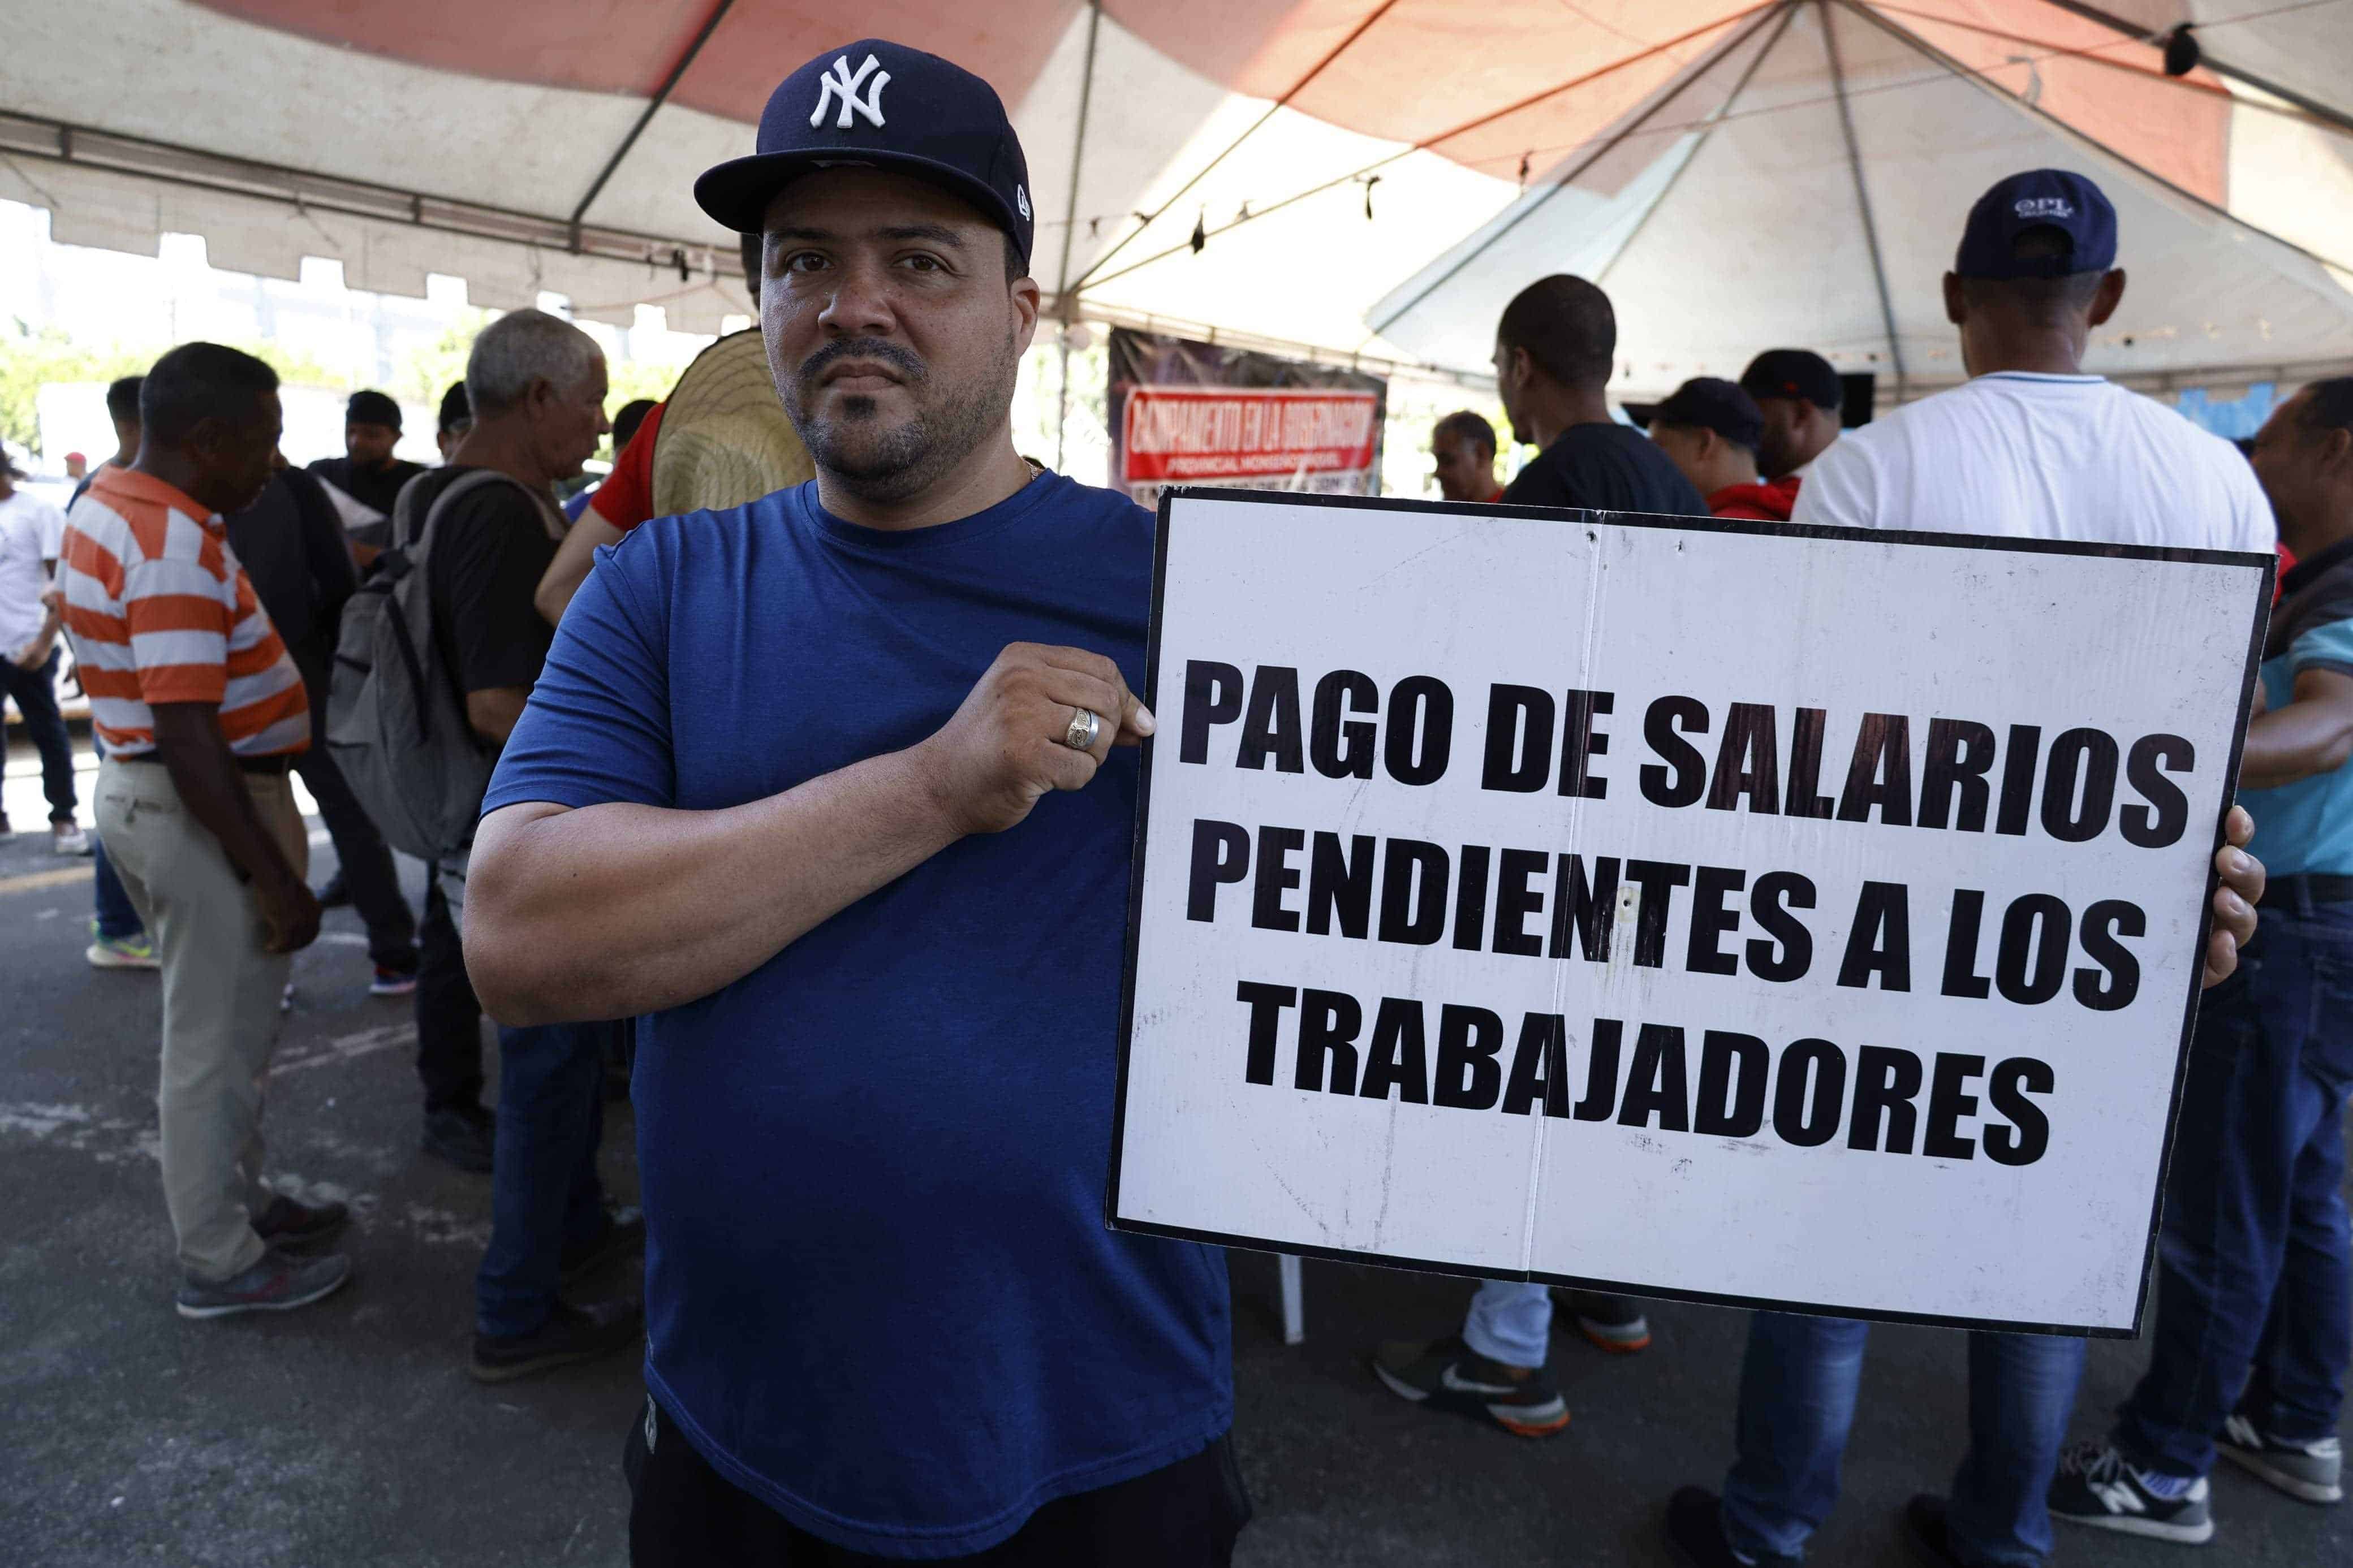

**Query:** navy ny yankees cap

left=1954, top=169, right=2117, bottom=280
left=696, top=41, right=1035, bottom=265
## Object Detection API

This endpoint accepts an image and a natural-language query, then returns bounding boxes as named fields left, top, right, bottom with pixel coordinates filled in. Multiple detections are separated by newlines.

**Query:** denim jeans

left=1, top=647, right=78, bottom=822
left=1721, top=1312, right=2085, bottom=1566
left=2111, top=884, right=2353, bottom=1476
left=87, top=732, right=145, bottom=941
left=1464, top=1281, right=1553, bottom=1368
left=475, top=1019, right=613, bottom=1338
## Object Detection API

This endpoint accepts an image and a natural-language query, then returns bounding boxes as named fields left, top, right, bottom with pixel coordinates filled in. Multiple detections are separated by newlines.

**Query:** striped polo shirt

left=59, top=467, right=309, bottom=758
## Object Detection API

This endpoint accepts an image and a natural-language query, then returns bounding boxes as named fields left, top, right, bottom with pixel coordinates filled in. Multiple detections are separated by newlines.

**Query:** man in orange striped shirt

left=59, top=343, right=352, bottom=1320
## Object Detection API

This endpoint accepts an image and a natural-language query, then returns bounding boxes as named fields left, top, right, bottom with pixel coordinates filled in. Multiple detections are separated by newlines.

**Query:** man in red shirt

left=1648, top=377, right=1799, bottom=521
left=1430, top=409, right=1505, bottom=504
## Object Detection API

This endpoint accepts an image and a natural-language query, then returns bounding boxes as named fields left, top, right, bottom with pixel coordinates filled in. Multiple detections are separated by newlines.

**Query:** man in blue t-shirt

left=461, top=41, right=1241, bottom=1566
left=2049, top=377, right=2353, bottom=1534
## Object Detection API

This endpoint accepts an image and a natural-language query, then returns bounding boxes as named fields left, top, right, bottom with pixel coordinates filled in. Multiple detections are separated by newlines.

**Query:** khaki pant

left=97, top=755, right=308, bottom=1282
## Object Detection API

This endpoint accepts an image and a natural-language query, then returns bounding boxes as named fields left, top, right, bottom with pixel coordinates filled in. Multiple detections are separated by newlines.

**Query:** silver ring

left=1063, top=707, right=1102, bottom=751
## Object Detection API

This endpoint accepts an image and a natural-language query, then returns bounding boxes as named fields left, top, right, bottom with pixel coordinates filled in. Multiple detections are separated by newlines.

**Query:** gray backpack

left=325, top=469, right=535, bottom=863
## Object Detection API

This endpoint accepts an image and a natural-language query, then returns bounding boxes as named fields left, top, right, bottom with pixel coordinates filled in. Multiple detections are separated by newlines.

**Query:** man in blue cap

left=1666, top=168, right=2273, bottom=1568
left=458, top=40, right=1243, bottom=1566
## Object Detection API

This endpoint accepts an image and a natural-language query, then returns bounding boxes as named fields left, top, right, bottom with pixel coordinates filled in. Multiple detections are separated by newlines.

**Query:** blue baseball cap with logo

left=695, top=40, right=1036, bottom=265
left=1954, top=169, right=2117, bottom=280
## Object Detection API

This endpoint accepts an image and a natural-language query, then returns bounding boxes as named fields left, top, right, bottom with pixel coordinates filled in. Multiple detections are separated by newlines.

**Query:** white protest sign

left=1108, top=490, right=2270, bottom=1334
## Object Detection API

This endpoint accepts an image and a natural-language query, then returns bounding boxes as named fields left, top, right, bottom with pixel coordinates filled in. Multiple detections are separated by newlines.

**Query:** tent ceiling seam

left=2031, top=0, right=2353, bottom=132
left=1075, top=2, right=1782, bottom=299
left=1842, top=0, right=2353, bottom=282
left=1367, top=2, right=1791, bottom=337
left=568, top=0, right=737, bottom=238
left=1052, top=1, right=1104, bottom=301
left=1596, top=3, right=1804, bottom=294
left=1065, top=0, right=1401, bottom=293
left=0, top=111, right=729, bottom=274
left=1822, top=0, right=1910, bottom=395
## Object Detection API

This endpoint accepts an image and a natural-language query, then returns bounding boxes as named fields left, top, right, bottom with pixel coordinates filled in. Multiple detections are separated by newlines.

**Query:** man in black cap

left=462, top=39, right=1242, bottom=1566
left=1648, top=377, right=1795, bottom=521
left=1738, top=348, right=1846, bottom=483
left=1666, top=167, right=2272, bottom=1568
left=308, top=389, right=425, bottom=518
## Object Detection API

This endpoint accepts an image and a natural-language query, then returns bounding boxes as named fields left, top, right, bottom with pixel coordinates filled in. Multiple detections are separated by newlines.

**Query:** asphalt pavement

left=5, top=729, right=2348, bottom=1567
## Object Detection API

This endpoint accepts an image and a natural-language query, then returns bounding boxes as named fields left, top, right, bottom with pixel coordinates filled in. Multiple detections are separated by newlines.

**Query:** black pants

left=293, top=740, right=416, bottom=974
left=1, top=648, right=77, bottom=823
left=414, top=872, right=484, bottom=1114
left=624, top=1396, right=1250, bottom=1567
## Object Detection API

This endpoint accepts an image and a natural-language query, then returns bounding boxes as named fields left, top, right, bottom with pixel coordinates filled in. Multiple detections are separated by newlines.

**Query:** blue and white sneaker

left=2048, top=1441, right=2213, bottom=1543
left=2220, top=1415, right=2342, bottom=1504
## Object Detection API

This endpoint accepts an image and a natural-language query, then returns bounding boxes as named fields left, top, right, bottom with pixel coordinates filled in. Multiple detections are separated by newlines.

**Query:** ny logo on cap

left=2014, top=196, right=2075, bottom=221
left=812, top=54, right=890, bottom=131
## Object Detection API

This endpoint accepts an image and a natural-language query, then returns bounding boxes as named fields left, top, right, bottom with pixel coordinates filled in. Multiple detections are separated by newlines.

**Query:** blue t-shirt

left=2243, top=615, right=2353, bottom=877
left=482, top=474, right=1232, bottom=1557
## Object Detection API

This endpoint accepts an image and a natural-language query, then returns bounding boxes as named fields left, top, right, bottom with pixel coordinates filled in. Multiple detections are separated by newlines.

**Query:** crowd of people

left=5, top=31, right=2346, bottom=1568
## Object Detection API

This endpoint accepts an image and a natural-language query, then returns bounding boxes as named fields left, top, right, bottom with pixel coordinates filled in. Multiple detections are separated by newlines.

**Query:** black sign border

left=1105, top=484, right=2274, bottom=1340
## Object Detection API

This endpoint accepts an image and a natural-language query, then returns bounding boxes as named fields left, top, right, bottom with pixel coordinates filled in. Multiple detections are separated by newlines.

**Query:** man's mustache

left=800, top=338, right=927, bottom=388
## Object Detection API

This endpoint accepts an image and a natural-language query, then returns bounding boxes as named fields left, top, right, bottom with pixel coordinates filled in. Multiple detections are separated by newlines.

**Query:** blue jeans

left=2, top=647, right=77, bottom=822
left=87, top=732, right=144, bottom=941
left=1464, top=1280, right=1552, bottom=1368
left=1722, top=1313, right=2085, bottom=1566
left=2111, top=885, right=2353, bottom=1475
left=475, top=1020, right=613, bottom=1338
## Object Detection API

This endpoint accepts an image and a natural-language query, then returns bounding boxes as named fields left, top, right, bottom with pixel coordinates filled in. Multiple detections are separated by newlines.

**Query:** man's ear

left=2088, top=267, right=2128, bottom=327
left=1941, top=271, right=1966, bottom=328
left=2324, top=424, right=2353, bottom=476
left=1011, top=276, right=1042, bottom=356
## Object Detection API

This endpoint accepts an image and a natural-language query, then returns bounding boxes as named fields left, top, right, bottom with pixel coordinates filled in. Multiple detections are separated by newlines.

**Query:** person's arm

left=2238, top=667, right=2353, bottom=789
left=12, top=571, right=61, bottom=668
left=466, top=687, right=531, bottom=746
left=149, top=702, right=320, bottom=952
left=466, top=641, right=1152, bottom=1025
left=534, top=512, right=624, bottom=627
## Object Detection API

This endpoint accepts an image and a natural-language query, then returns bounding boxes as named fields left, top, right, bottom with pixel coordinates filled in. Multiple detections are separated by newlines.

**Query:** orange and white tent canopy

left=5, top=0, right=2350, bottom=391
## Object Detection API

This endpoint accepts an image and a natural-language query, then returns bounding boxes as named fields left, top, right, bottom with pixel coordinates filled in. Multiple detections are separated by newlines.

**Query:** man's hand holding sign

left=1110, top=491, right=2270, bottom=1334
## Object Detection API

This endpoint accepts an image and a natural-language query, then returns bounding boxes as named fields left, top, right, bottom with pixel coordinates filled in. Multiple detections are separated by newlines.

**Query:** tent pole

left=1841, top=0, right=2353, bottom=279
left=1369, top=3, right=1788, bottom=339
left=568, top=0, right=738, bottom=247
left=1054, top=1, right=1104, bottom=473
left=1821, top=0, right=1908, bottom=402
left=1596, top=3, right=1803, bottom=292
left=1066, top=0, right=1400, bottom=292
left=2031, top=0, right=2353, bottom=135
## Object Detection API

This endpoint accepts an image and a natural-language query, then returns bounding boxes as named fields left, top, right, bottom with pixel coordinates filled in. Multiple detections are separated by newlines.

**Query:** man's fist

left=256, top=874, right=322, bottom=955
left=913, top=643, right=1156, bottom=836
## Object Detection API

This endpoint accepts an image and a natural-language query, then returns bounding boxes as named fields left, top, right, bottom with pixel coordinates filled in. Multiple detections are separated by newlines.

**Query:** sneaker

left=1371, top=1333, right=1569, bottom=1437
left=175, top=1247, right=352, bottom=1320
left=2220, top=1415, right=2343, bottom=1504
left=561, top=1211, right=647, bottom=1286
left=314, top=871, right=351, bottom=908
left=1563, top=1288, right=1652, bottom=1353
left=252, top=1194, right=350, bottom=1253
left=421, top=1105, right=495, bottom=1174
left=368, top=966, right=419, bottom=998
left=1666, top=1486, right=1798, bottom=1568
left=1900, top=1496, right=1967, bottom=1566
left=86, top=932, right=160, bottom=970
left=469, top=1296, right=643, bottom=1384
left=2048, top=1441, right=2214, bottom=1543
left=53, top=822, right=90, bottom=856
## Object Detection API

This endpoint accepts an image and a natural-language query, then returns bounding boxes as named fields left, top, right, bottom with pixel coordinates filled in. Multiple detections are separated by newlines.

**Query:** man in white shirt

left=0, top=454, right=87, bottom=852
left=1667, top=169, right=2272, bottom=1568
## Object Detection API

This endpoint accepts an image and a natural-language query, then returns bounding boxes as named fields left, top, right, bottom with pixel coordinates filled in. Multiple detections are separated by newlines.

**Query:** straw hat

left=650, top=328, right=815, bottom=517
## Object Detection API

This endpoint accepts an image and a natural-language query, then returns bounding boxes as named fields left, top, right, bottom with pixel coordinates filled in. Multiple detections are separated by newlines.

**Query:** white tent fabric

left=4, top=0, right=2350, bottom=388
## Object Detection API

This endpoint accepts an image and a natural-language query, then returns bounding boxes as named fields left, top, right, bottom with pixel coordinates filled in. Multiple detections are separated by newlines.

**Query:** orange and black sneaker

left=1371, top=1334, right=1569, bottom=1437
